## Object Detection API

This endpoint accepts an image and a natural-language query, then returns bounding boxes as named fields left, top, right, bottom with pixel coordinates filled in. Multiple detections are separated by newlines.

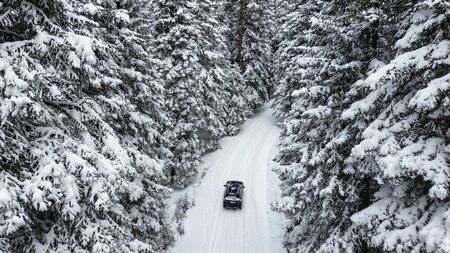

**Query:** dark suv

left=223, top=181, right=244, bottom=209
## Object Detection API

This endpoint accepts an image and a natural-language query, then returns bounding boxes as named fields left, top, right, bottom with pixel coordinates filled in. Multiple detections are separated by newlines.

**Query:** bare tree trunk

left=237, top=0, right=247, bottom=73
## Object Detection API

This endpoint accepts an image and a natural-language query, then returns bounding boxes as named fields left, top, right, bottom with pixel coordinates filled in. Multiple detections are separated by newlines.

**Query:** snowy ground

left=168, top=104, right=286, bottom=253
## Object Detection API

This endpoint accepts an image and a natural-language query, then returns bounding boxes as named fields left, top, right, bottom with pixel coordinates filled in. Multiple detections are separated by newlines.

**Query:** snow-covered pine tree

left=93, top=0, right=175, bottom=250
left=223, top=0, right=274, bottom=103
left=274, top=0, right=450, bottom=252
left=193, top=0, right=252, bottom=135
left=150, top=0, right=251, bottom=187
left=272, top=0, right=390, bottom=251
left=272, top=0, right=319, bottom=119
left=344, top=1, right=450, bottom=252
left=0, top=0, right=173, bottom=251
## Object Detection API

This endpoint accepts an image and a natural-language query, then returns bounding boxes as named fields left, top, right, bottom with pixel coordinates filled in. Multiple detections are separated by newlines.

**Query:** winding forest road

left=169, top=104, right=285, bottom=253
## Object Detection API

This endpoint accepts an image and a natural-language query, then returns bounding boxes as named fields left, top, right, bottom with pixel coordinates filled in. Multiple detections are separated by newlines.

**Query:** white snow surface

left=168, top=104, right=286, bottom=253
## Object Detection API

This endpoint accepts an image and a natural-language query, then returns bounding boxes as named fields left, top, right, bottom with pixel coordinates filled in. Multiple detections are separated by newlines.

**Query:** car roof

left=229, top=185, right=239, bottom=192
left=226, top=180, right=244, bottom=185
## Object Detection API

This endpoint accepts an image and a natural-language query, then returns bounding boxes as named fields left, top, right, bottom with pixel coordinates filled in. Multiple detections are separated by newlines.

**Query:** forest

left=0, top=0, right=449, bottom=252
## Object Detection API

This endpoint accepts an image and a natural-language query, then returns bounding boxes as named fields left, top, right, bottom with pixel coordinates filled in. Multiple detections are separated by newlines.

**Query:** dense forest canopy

left=0, top=0, right=449, bottom=252
left=273, top=0, right=450, bottom=252
left=0, top=0, right=271, bottom=251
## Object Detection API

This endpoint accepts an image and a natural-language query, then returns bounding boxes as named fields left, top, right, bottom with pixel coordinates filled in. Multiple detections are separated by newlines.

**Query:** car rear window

left=227, top=185, right=239, bottom=195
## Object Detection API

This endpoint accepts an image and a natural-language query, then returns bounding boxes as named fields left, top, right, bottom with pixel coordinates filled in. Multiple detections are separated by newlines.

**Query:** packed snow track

left=169, top=104, right=285, bottom=253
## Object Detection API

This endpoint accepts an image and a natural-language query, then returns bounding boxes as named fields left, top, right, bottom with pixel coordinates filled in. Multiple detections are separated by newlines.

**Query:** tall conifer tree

left=150, top=0, right=251, bottom=187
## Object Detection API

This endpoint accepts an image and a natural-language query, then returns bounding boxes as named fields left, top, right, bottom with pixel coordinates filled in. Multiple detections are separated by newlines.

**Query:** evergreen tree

left=223, top=0, right=274, bottom=102
left=345, top=1, right=450, bottom=252
left=150, top=0, right=251, bottom=187
left=0, top=0, right=173, bottom=251
left=273, top=0, right=370, bottom=251
left=273, top=0, right=450, bottom=252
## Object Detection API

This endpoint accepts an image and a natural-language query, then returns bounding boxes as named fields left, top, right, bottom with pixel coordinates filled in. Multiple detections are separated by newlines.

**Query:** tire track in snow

left=206, top=125, right=250, bottom=253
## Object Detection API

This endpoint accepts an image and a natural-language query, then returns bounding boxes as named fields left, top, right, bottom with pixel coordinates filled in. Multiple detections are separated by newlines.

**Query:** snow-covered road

left=169, top=104, right=285, bottom=253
